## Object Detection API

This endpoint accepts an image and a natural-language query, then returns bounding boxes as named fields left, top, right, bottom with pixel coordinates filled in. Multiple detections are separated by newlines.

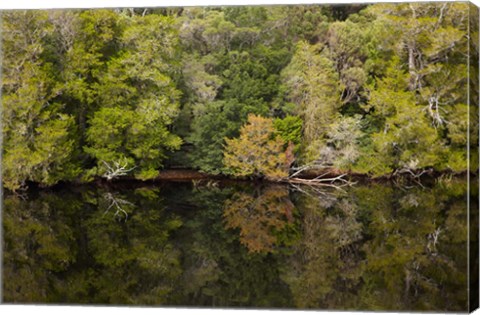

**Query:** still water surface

left=2, top=178, right=472, bottom=311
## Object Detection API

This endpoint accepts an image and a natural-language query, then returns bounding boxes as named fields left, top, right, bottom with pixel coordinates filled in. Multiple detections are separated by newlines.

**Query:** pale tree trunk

left=408, top=43, right=417, bottom=91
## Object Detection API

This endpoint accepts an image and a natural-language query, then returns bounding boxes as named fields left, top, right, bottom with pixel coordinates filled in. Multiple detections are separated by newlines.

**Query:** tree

left=281, top=40, right=342, bottom=164
left=187, top=100, right=244, bottom=174
left=84, top=14, right=183, bottom=180
left=2, top=11, right=80, bottom=190
left=264, top=5, right=331, bottom=44
left=58, top=9, right=123, bottom=145
left=223, top=114, right=289, bottom=180
left=325, top=115, right=364, bottom=170
left=327, top=20, right=369, bottom=105
left=361, top=3, right=469, bottom=173
left=357, top=60, right=447, bottom=176
left=273, top=115, right=303, bottom=147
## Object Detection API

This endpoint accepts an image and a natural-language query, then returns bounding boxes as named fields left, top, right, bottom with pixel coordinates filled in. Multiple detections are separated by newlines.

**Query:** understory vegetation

left=1, top=3, right=478, bottom=190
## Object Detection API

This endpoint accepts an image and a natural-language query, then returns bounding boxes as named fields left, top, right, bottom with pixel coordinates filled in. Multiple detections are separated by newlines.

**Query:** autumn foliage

left=223, top=186, right=295, bottom=253
left=223, top=115, right=290, bottom=180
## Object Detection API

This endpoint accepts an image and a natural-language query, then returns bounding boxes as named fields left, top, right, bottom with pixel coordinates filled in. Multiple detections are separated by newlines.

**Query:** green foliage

left=281, top=40, right=341, bottom=164
left=2, top=12, right=80, bottom=190
left=2, top=3, right=473, bottom=189
left=269, top=5, right=331, bottom=43
left=188, top=100, right=244, bottom=174
left=328, top=20, right=369, bottom=104
left=85, top=103, right=182, bottom=179
left=359, top=60, right=447, bottom=175
left=273, top=115, right=303, bottom=146
left=84, top=14, right=183, bottom=179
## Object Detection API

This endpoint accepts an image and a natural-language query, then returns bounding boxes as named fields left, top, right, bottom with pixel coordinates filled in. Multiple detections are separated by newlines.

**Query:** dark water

left=2, top=177, right=474, bottom=311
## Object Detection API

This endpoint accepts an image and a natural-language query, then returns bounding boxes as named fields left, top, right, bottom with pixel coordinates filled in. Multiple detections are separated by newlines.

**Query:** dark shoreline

left=8, top=168, right=473, bottom=193
left=131, top=167, right=471, bottom=183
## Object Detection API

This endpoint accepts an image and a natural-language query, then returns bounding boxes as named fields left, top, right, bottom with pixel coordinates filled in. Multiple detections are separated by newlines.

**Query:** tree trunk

left=408, top=43, right=417, bottom=90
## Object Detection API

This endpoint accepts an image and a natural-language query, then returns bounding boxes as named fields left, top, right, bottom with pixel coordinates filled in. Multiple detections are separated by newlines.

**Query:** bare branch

left=101, top=160, right=136, bottom=180
left=435, top=3, right=448, bottom=30
left=427, top=94, right=446, bottom=128
left=285, top=174, right=354, bottom=191
left=286, top=162, right=355, bottom=190
left=289, top=165, right=314, bottom=178
left=427, top=225, right=442, bottom=254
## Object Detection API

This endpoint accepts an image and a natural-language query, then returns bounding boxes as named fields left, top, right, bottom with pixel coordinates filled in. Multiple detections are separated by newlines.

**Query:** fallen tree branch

left=286, top=165, right=355, bottom=189
left=289, top=165, right=315, bottom=178
left=283, top=174, right=355, bottom=190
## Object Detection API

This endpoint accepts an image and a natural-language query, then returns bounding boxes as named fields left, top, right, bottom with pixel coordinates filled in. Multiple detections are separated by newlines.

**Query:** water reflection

left=2, top=178, right=473, bottom=311
left=223, top=185, right=295, bottom=253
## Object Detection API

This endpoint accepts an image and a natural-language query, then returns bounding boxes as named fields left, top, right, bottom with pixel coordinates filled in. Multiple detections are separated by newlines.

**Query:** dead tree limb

left=286, top=164, right=355, bottom=189
left=101, top=160, right=136, bottom=180
left=285, top=174, right=355, bottom=190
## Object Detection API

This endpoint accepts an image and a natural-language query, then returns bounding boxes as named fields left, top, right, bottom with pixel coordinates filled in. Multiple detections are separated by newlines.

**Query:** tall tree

left=84, top=14, right=183, bottom=180
left=223, top=114, right=289, bottom=180
left=282, top=40, right=341, bottom=165
left=2, top=11, right=80, bottom=190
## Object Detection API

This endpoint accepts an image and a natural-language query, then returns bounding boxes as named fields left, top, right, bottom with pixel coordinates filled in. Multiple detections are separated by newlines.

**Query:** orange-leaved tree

left=223, top=114, right=290, bottom=180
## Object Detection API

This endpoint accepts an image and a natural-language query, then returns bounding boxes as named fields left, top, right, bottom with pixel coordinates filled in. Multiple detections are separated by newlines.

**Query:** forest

left=1, top=2, right=478, bottom=191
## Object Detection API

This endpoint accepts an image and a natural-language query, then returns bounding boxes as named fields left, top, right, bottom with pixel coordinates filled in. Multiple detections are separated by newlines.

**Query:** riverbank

left=5, top=167, right=474, bottom=193
left=153, top=168, right=471, bottom=182
left=91, top=167, right=471, bottom=191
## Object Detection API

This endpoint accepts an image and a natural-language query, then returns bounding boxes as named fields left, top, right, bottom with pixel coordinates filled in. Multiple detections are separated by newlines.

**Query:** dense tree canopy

left=1, top=3, right=476, bottom=190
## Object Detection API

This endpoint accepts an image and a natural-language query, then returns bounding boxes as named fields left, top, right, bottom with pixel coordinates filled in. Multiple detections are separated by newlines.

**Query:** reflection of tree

left=172, top=184, right=294, bottom=307
left=281, top=191, right=364, bottom=309
left=81, top=187, right=183, bottom=304
left=325, top=199, right=362, bottom=253
left=3, top=192, right=81, bottom=302
left=356, top=183, right=469, bottom=311
left=223, top=185, right=295, bottom=253
left=3, top=186, right=184, bottom=305
left=3, top=180, right=470, bottom=311
left=280, top=181, right=469, bottom=312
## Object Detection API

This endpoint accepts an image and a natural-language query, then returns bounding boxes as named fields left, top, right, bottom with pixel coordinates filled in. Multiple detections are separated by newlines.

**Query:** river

left=2, top=177, right=475, bottom=311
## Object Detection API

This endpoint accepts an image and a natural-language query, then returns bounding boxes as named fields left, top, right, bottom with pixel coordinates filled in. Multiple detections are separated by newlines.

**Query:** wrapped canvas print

left=0, top=0, right=479, bottom=313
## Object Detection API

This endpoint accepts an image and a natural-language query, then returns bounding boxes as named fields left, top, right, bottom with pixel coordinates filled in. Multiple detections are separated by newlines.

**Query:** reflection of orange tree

left=223, top=185, right=295, bottom=253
